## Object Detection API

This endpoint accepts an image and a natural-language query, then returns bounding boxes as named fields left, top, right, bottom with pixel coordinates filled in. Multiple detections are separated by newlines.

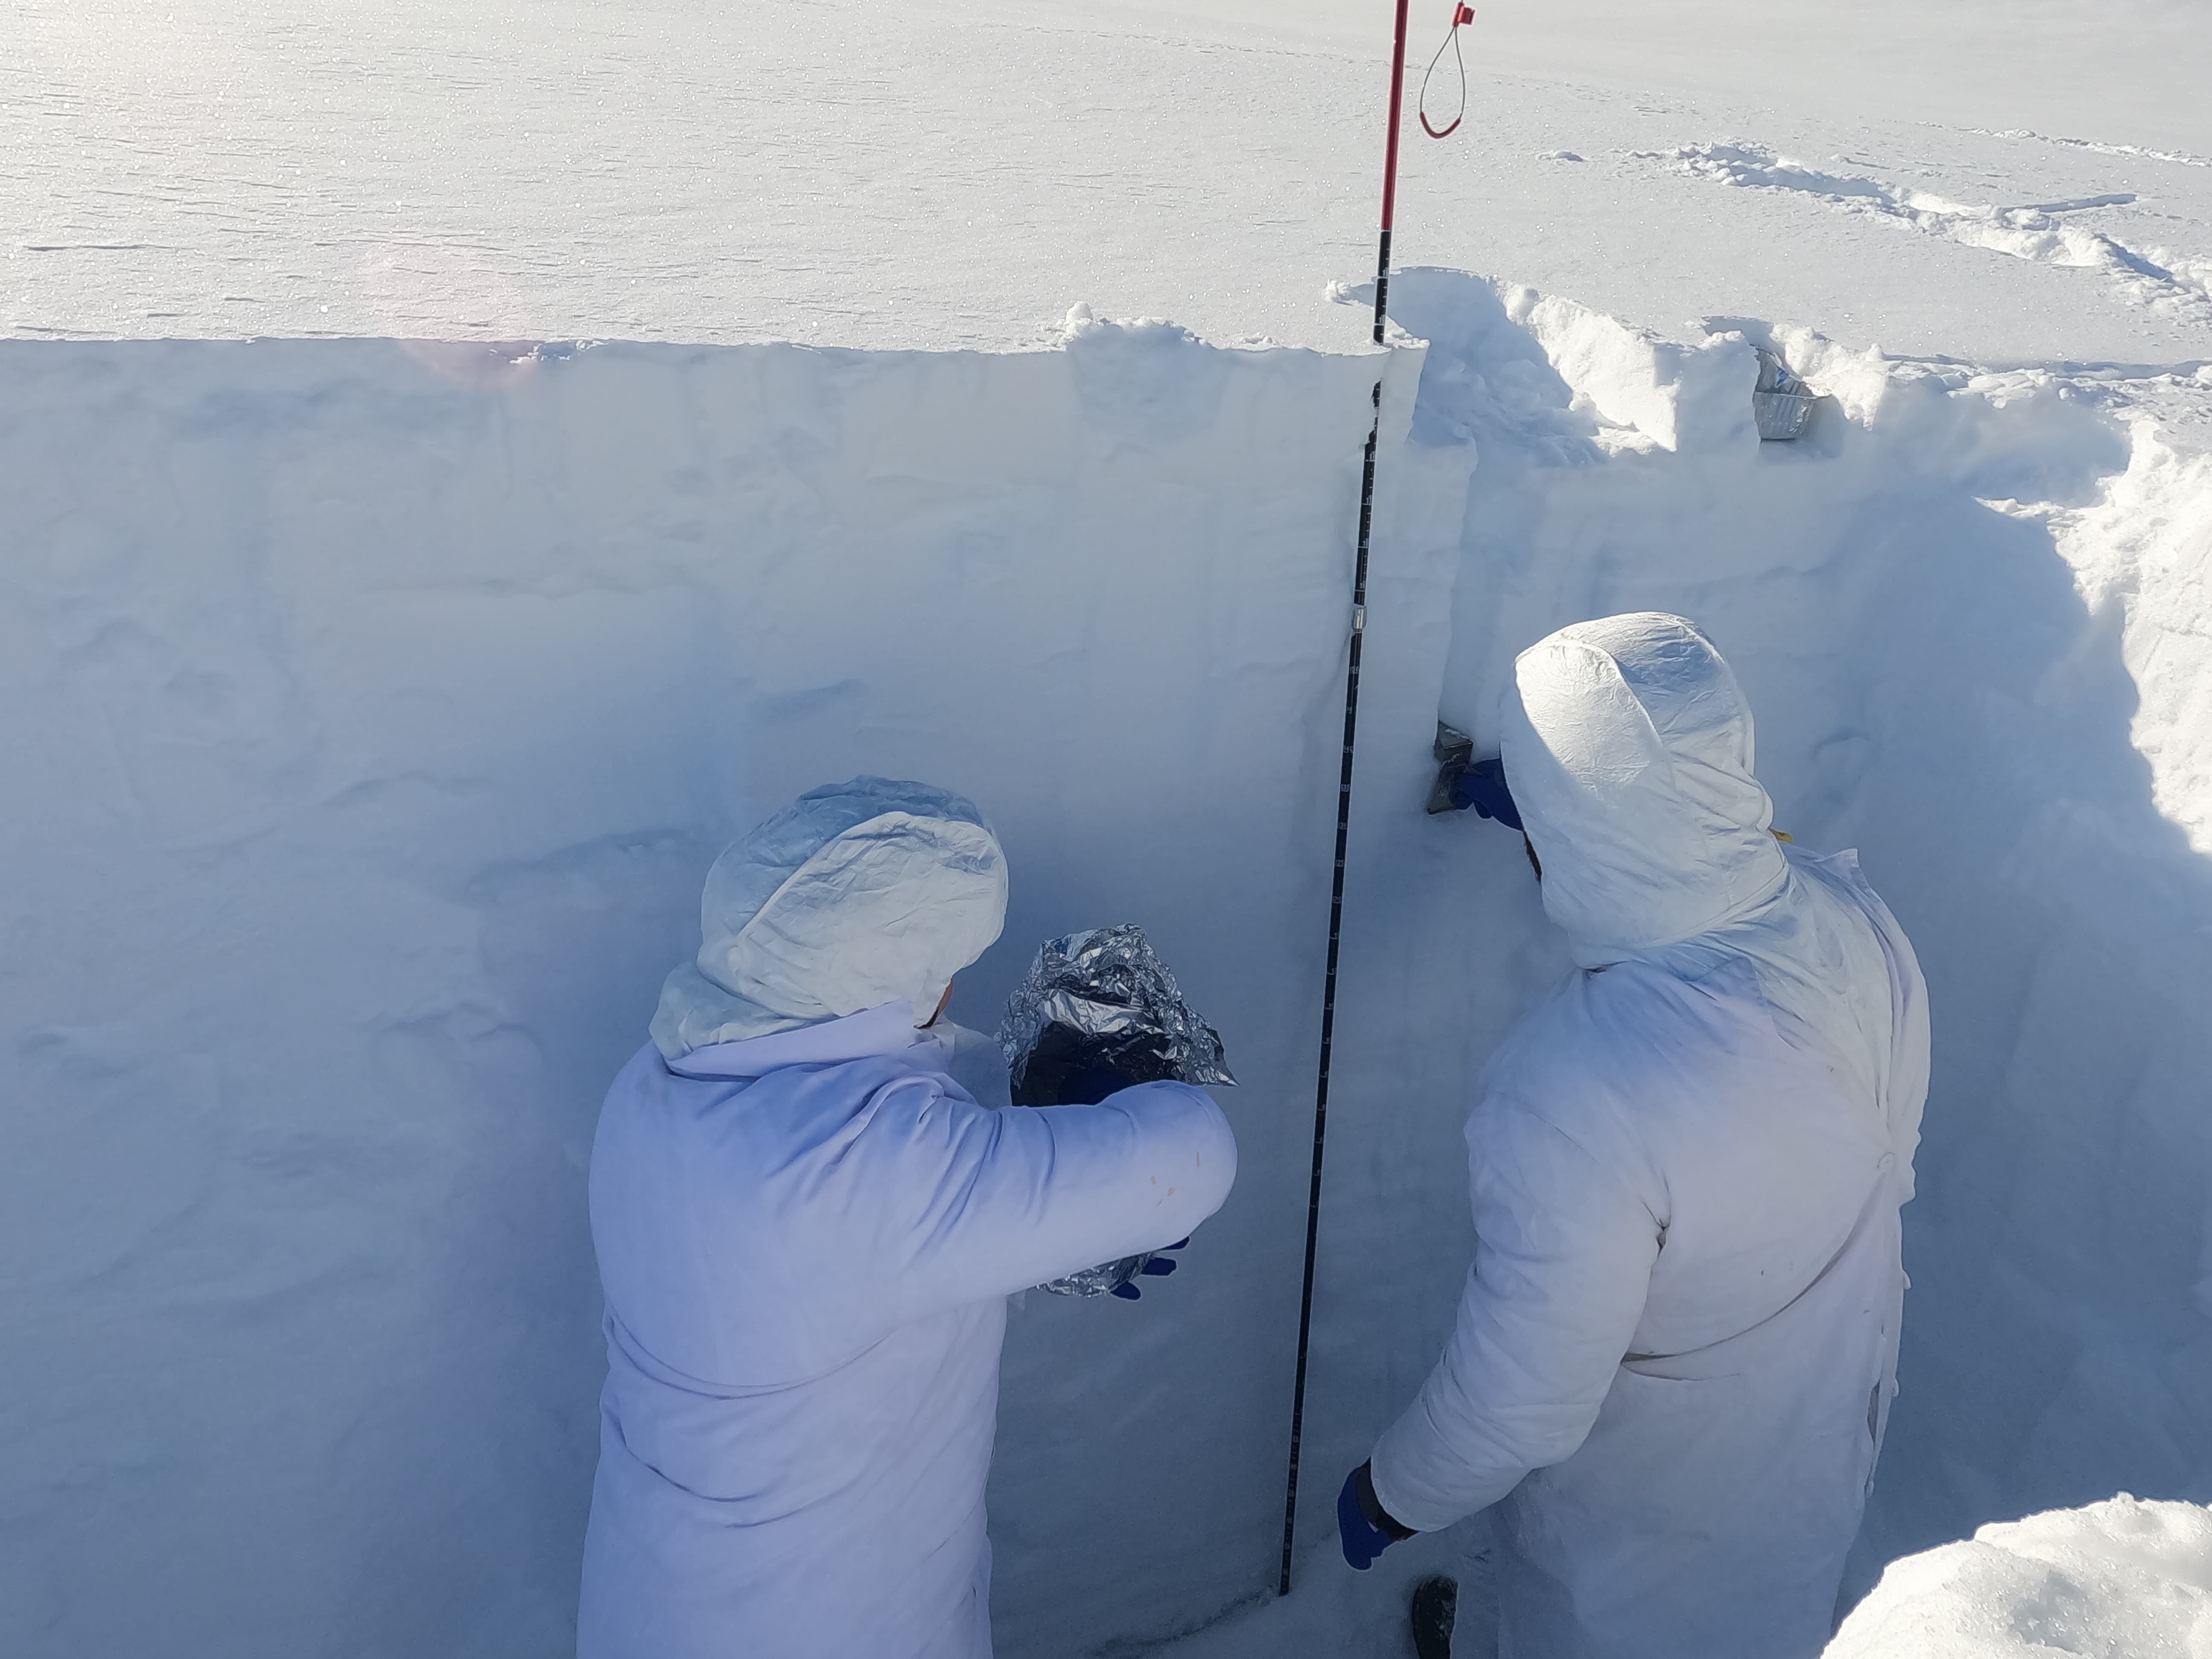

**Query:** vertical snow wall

left=0, top=327, right=1417, bottom=1658
left=3, top=284, right=2211, bottom=1657
left=1304, top=270, right=2212, bottom=1634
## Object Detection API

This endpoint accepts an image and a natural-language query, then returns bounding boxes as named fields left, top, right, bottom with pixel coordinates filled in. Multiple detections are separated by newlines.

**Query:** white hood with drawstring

left=579, top=780, right=1236, bottom=1659
left=1368, top=615, right=1929, bottom=1659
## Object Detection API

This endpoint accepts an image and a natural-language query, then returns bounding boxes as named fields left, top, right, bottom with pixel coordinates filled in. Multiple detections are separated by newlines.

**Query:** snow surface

left=1826, top=1495, right=2212, bottom=1659
left=8, top=0, right=2212, bottom=364
left=6, top=2, right=2212, bottom=1658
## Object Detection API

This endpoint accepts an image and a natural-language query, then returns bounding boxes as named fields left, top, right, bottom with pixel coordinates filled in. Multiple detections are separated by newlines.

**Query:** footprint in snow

left=1638, top=140, right=2212, bottom=323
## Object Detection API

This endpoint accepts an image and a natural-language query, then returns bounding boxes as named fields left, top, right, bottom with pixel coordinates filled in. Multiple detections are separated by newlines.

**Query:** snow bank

left=1825, top=1495, right=2212, bottom=1658
left=6, top=267, right=2212, bottom=1659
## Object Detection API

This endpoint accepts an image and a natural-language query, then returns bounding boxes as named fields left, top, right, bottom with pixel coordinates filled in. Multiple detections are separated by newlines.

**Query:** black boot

left=1410, top=1574, right=1458, bottom=1659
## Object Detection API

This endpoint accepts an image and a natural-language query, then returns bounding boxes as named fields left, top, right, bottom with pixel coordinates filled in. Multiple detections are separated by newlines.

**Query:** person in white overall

left=1342, top=614, right=1929, bottom=1659
left=577, top=777, right=1236, bottom=1659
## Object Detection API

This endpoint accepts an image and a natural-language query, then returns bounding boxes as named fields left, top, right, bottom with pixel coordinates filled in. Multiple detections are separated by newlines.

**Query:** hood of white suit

left=1501, top=612, right=1789, bottom=967
left=650, top=777, right=1008, bottom=1059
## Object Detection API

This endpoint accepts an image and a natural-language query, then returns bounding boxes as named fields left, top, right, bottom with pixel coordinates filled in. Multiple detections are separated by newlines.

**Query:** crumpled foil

left=998, top=925, right=1234, bottom=1297
left=1030, top=1252, right=1157, bottom=1299
left=1000, top=924, right=1234, bottom=1103
left=1753, top=347, right=1818, bottom=442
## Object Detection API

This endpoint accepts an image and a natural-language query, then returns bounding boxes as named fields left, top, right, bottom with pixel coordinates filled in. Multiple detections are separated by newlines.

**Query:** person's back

left=577, top=781, right=1235, bottom=1659
left=1351, top=616, right=1929, bottom=1659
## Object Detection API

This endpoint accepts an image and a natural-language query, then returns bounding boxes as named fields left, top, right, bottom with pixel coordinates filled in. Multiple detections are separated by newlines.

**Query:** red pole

left=1277, top=0, right=1415, bottom=1600
left=1374, top=0, right=1412, bottom=342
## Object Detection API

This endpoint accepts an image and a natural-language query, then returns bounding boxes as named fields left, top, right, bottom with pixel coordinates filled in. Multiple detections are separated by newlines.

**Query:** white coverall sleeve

left=1368, top=1107, right=1660, bottom=1534
left=879, top=1078, right=1237, bottom=1319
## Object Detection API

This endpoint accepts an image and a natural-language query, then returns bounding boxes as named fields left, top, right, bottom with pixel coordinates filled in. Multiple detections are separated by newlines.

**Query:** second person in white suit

left=1342, top=614, right=1929, bottom=1659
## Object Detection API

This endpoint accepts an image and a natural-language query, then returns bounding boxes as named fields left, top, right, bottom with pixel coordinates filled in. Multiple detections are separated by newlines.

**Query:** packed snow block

left=1281, top=290, right=1495, bottom=1583
left=1501, top=284, right=1761, bottom=453
left=2047, top=420, right=2212, bottom=856
left=0, top=331, right=1405, bottom=1659
left=1825, top=1494, right=2212, bottom=1658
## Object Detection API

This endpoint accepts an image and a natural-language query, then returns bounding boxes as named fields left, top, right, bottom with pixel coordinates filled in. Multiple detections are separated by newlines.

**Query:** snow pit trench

left=2, top=285, right=2210, bottom=1657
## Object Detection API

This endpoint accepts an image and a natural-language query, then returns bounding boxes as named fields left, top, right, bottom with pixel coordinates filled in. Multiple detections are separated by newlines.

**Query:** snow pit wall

left=0, top=328, right=1419, bottom=1659
left=7, top=285, right=2212, bottom=1659
left=1301, top=270, right=2212, bottom=1637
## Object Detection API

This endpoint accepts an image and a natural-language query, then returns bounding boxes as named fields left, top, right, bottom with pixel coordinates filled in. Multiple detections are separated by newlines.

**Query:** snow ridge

left=1647, top=142, right=2212, bottom=324
left=1968, top=128, right=2212, bottom=171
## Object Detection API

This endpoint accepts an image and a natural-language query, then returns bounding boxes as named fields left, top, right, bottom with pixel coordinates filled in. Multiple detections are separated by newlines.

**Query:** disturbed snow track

left=1646, top=141, right=2212, bottom=325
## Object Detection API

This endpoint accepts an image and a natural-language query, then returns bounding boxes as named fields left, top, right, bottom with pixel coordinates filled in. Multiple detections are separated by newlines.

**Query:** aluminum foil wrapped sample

left=1000, top=925, right=1234, bottom=1104
left=998, top=924, right=1234, bottom=1297
left=1031, top=1253, right=1155, bottom=1300
left=1753, top=347, right=1818, bottom=442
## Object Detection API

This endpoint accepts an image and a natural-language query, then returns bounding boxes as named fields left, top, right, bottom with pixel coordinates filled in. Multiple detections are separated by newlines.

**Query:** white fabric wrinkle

left=1647, top=854, right=1900, bottom=1135
left=671, top=1002, right=927, bottom=1079
left=919, top=1022, right=1015, bottom=1112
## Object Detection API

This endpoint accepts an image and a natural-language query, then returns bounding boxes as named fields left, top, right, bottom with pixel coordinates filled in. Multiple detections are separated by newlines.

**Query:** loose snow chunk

left=1827, top=1495, right=2212, bottom=1658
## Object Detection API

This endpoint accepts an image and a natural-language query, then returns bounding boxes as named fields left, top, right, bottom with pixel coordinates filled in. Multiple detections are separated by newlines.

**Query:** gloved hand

left=1448, top=756, right=1522, bottom=829
left=1106, top=1238, right=1188, bottom=1300
left=1338, top=1461, right=1415, bottom=1570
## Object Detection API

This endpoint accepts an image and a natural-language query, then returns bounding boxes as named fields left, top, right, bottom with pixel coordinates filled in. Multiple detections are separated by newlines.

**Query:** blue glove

left=1106, top=1238, right=1188, bottom=1300
left=1338, top=1461, right=1413, bottom=1570
left=1448, top=757, right=1522, bottom=829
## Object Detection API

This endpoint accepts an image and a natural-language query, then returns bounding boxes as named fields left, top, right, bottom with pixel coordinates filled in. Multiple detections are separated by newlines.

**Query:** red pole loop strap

left=1418, top=3, right=1473, bottom=140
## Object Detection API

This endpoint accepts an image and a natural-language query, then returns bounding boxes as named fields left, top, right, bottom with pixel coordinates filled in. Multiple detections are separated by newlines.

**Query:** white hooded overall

left=576, top=780, right=1236, bottom=1659
left=1369, top=616, right=1929, bottom=1659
